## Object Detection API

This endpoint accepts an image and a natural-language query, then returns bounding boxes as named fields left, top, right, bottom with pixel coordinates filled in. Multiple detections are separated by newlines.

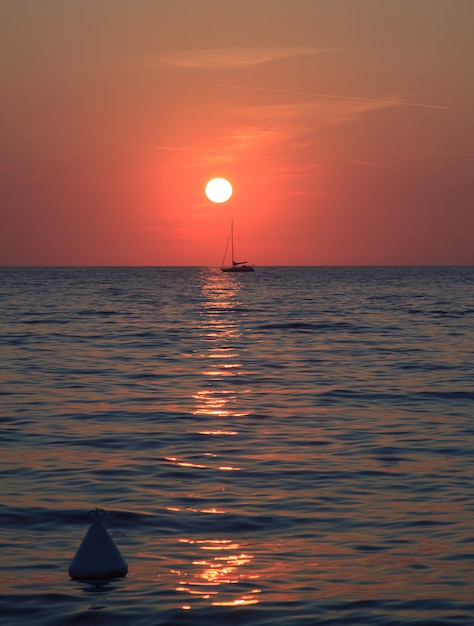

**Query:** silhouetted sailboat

left=221, top=220, right=254, bottom=273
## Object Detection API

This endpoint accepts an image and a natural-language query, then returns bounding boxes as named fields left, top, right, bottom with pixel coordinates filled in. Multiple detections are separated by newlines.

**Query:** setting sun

left=205, top=178, right=233, bottom=204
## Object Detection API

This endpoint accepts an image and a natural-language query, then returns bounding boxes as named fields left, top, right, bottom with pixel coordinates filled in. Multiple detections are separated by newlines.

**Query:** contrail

left=195, top=81, right=449, bottom=110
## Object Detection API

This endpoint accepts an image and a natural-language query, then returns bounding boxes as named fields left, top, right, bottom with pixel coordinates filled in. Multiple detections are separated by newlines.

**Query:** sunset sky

left=1, top=0, right=473, bottom=266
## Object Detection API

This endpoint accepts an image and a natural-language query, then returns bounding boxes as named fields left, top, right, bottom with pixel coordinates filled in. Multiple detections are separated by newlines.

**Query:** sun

left=205, top=177, right=233, bottom=203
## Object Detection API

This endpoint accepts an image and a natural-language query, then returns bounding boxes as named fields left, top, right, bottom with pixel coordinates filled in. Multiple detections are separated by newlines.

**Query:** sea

left=0, top=266, right=473, bottom=626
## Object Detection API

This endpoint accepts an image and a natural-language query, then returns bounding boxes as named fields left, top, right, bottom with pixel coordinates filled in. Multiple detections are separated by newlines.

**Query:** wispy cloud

left=229, top=98, right=394, bottom=145
left=137, top=46, right=338, bottom=70
left=152, top=80, right=448, bottom=173
left=205, top=82, right=449, bottom=111
left=154, top=98, right=395, bottom=167
left=154, top=145, right=199, bottom=152
left=347, top=159, right=383, bottom=167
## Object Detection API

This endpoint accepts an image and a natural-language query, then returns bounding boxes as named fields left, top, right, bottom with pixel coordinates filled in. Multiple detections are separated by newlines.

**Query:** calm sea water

left=1, top=266, right=473, bottom=625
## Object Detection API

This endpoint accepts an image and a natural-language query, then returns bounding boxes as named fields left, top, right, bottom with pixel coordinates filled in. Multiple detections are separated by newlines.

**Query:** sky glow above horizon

left=1, top=0, right=473, bottom=266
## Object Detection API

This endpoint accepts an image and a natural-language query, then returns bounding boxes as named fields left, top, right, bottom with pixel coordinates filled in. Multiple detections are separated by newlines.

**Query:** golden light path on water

left=176, top=538, right=261, bottom=609
left=171, top=270, right=260, bottom=609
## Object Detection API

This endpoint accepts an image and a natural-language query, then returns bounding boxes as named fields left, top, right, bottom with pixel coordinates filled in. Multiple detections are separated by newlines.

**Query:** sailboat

left=221, top=220, right=255, bottom=273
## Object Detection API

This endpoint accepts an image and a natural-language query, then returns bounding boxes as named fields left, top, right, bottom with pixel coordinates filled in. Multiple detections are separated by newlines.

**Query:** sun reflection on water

left=165, top=270, right=262, bottom=610
left=193, top=270, right=251, bottom=421
left=175, top=538, right=261, bottom=608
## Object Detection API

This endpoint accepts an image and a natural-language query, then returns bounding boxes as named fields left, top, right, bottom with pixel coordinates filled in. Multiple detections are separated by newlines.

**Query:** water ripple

left=0, top=267, right=473, bottom=625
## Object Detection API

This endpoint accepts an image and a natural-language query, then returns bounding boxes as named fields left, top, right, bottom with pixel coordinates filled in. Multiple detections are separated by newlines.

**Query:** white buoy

left=69, top=508, right=128, bottom=580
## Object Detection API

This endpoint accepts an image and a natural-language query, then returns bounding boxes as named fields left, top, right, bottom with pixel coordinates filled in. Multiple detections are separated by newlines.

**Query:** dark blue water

left=1, top=266, right=473, bottom=625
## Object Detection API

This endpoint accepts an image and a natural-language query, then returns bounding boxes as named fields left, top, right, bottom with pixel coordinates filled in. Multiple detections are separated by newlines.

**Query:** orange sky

left=1, top=0, right=473, bottom=266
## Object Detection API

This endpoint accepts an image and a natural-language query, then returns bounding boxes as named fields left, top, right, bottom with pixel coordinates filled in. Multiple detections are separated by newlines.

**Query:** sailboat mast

left=231, top=219, right=234, bottom=266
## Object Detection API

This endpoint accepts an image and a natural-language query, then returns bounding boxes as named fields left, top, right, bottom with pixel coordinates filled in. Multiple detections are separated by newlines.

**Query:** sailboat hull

left=221, top=265, right=254, bottom=273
